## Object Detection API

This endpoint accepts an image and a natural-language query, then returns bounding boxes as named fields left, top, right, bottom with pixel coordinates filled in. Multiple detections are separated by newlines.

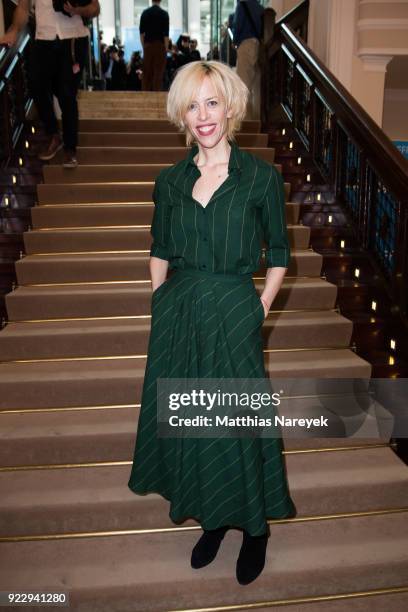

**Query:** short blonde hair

left=166, top=60, right=249, bottom=146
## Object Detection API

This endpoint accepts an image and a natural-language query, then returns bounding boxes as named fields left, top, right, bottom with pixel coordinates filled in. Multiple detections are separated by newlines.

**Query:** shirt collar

left=186, top=139, right=242, bottom=174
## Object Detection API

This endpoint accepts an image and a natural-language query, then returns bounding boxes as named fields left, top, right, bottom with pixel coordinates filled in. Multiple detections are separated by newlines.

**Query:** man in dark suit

left=139, top=0, right=169, bottom=91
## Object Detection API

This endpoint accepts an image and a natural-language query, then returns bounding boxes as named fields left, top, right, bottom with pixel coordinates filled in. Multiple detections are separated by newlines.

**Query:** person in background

left=164, top=40, right=177, bottom=89
left=232, top=0, right=264, bottom=119
left=100, top=42, right=110, bottom=77
left=139, top=0, right=169, bottom=91
left=206, top=44, right=219, bottom=60
left=176, top=33, right=193, bottom=67
left=221, top=14, right=237, bottom=66
left=104, top=45, right=118, bottom=91
left=0, top=0, right=100, bottom=168
left=189, top=38, right=201, bottom=61
left=111, top=48, right=127, bottom=90
left=127, top=51, right=143, bottom=91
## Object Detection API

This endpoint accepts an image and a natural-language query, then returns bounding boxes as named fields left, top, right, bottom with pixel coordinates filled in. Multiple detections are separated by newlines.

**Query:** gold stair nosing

left=0, top=445, right=395, bottom=470
left=19, top=275, right=320, bottom=287
left=7, top=309, right=340, bottom=324
left=3, top=391, right=368, bottom=414
left=0, top=346, right=355, bottom=364
left=35, top=225, right=152, bottom=231
left=27, top=225, right=152, bottom=231
left=21, top=280, right=153, bottom=287
left=7, top=315, right=152, bottom=323
left=22, top=250, right=150, bottom=255
left=0, top=403, right=140, bottom=414
left=37, top=202, right=153, bottom=207
left=46, top=163, right=172, bottom=168
left=1, top=508, right=408, bottom=543
left=35, top=200, right=295, bottom=208
left=21, top=246, right=302, bottom=255
left=40, top=180, right=155, bottom=185
left=168, top=586, right=408, bottom=612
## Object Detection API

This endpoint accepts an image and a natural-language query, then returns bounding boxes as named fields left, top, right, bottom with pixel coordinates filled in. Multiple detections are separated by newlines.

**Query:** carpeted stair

left=1, top=92, right=408, bottom=611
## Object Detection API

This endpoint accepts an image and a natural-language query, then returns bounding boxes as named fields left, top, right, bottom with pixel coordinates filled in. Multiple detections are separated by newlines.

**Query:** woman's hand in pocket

left=150, top=256, right=169, bottom=294
left=260, top=296, right=271, bottom=319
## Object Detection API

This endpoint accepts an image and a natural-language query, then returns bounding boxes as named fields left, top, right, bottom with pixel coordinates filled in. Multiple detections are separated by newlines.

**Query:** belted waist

left=173, top=268, right=253, bottom=285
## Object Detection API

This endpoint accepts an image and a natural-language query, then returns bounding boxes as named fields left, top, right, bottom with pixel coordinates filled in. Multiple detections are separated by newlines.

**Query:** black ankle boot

left=236, top=530, right=269, bottom=585
left=191, top=526, right=229, bottom=569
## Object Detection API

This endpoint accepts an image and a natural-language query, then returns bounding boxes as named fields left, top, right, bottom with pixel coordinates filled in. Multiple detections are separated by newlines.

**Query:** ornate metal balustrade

left=0, top=31, right=32, bottom=165
left=261, top=1, right=408, bottom=321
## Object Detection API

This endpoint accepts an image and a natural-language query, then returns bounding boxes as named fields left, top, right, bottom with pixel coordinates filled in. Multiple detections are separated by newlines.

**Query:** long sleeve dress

left=127, top=139, right=296, bottom=536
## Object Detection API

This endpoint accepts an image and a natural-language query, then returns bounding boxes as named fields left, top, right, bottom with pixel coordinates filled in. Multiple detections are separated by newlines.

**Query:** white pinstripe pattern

left=223, top=183, right=240, bottom=272
left=128, top=143, right=295, bottom=536
left=239, top=161, right=258, bottom=261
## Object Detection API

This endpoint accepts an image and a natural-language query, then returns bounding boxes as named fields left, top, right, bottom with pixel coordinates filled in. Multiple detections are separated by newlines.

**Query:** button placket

left=199, top=206, right=210, bottom=271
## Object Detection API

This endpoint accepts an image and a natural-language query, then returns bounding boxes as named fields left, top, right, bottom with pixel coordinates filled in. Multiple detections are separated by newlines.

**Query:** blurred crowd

left=96, top=0, right=267, bottom=119
left=98, top=33, right=203, bottom=92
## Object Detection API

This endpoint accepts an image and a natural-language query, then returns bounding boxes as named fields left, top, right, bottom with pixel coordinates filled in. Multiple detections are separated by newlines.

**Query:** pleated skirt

left=127, top=267, right=296, bottom=535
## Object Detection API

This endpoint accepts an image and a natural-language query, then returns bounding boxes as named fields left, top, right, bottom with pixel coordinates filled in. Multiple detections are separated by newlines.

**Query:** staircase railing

left=261, top=0, right=408, bottom=322
left=0, top=30, right=33, bottom=165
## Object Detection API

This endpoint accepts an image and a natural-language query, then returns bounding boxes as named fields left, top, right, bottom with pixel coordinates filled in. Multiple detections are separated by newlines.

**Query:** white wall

left=308, top=0, right=330, bottom=65
left=188, top=0, right=200, bottom=47
left=99, top=0, right=115, bottom=46
left=267, top=0, right=301, bottom=20
left=308, top=0, right=392, bottom=126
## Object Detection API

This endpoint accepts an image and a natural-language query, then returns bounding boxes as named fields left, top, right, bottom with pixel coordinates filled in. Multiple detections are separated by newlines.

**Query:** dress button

left=203, top=237, right=208, bottom=242
left=200, top=264, right=207, bottom=270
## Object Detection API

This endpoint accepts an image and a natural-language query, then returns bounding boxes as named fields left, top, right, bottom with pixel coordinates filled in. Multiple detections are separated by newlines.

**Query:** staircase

left=1, top=91, right=408, bottom=611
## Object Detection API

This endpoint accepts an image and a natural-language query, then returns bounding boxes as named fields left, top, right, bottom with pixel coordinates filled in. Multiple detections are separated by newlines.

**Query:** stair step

left=77, top=100, right=168, bottom=105
left=15, top=250, right=322, bottom=284
left=78, top=100, right=167, bottom=107
left=77, top=103, right=167, bottom=110
left=53, top=146, right=276, bottom=165
left=0, top=349, right=372, bottom=410
left=0, top=311, right=352, bottom=360
left=10, top=100, right=402, bottom=612
left=247, top=591, right=408, bottom=612
left=30, top=197, right=294, bottom=227
left=37, top=178, right=290, bottom=204
left=78, top=90, right=168, bottom=98
left=23, top=223, right=305, bottom=254
left=1, top=448, right=406, bottom=537
left=78, top=98, right=167, bottom=106
left=0, top=513, right=407, bottom=610
left=31, top=203, right=157, bottom=227
left=43, top=162, right=282, bottom=183
left=6, top=278, right=337, bottom=320
left=0, top=404, right=390, bottom=466
left=77, top=132, right=268, bottom=147
left=79, top=111, right=169, bottom=119
left=73, top=118, right=261, bottom=133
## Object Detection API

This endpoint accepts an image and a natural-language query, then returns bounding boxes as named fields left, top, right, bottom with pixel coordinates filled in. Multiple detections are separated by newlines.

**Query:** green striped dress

left=127, top=140, right=296, bottom=535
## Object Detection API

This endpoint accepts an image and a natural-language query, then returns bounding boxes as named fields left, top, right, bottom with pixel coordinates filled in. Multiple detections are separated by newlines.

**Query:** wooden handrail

left=277, top=24, right=408, bottom=198
left=0, top=30, right=30, bottom=76
left=261, top=0, right=408, bottom=320
left=0, top=30, right=32, bottom=164
left=265, top=0, right=309, bottom=52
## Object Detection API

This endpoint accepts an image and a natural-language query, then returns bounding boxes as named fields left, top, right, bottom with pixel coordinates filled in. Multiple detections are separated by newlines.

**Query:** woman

left=128, top=60, right=296, bottom=585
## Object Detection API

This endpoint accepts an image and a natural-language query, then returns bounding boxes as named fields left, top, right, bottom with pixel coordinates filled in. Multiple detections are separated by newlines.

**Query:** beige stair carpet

left=1, top=92, right=407, bottom=611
